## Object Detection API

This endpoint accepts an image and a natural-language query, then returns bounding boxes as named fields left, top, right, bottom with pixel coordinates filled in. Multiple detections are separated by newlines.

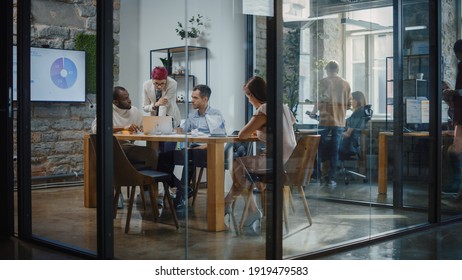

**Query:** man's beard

left=117, top=104, right=131, bottom=110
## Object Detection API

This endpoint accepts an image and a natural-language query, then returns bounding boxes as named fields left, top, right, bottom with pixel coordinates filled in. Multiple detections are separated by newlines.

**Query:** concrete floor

left=4, top=175, right=462, bottom=260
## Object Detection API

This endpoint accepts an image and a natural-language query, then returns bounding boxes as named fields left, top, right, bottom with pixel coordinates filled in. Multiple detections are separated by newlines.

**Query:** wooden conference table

left=83, top=133, right=256, bottom=232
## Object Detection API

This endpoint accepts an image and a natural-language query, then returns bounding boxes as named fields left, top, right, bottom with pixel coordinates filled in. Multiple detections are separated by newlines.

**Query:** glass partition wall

left=27, top=0, right=97, bottom=253
left=113, top=0, right=267, bottom=259
left=8, top=0, right=462, bottom=260
left=282, top=0, right=435, bottom=258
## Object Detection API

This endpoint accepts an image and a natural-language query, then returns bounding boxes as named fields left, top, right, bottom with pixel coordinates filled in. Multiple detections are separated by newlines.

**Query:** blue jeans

left=319, top=126, right=343, bottom=182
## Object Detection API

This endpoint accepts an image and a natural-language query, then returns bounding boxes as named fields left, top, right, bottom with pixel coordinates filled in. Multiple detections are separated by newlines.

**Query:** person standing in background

left=306, top=60, right=351, bottom=190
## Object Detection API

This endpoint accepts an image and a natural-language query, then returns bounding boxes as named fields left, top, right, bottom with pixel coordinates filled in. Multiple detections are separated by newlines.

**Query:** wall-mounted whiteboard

left=13, top=46, right=86, bottom=102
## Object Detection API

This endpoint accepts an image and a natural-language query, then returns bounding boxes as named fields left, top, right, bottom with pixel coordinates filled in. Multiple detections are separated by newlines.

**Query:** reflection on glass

left=282, top=0, right=434, bottom=259
left=30, top=0, right=97, bottom=253
left=22, top=0, right=453, bottom=260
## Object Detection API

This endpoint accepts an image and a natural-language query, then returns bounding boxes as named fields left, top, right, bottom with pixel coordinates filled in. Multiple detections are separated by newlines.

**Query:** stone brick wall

left=13, top=0, right=120, bottom=178
left=442, top=0, right=459, bottom=84
left=255, top=16, right=267, bottom=78
left=27, top=94, right=96, bottom=177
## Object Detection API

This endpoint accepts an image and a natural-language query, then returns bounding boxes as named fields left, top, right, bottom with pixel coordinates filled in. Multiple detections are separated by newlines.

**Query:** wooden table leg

left=378, top=133, right=388, bottom=194
left=206, top=143, right=226, bottom=231
left=84, top=135, right=97, bottom=208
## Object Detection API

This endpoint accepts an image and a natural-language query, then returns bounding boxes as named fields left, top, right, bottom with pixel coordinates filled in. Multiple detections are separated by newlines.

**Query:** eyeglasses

left=153, top=81, right=166, bottom=87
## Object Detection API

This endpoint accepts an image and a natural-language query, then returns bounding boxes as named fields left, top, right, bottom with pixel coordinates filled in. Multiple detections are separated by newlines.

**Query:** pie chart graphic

left=50, top=57, right=78, bottom=89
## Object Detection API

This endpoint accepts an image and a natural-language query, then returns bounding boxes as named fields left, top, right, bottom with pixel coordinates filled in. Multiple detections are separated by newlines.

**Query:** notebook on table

left=142, top=116, right=174, bottom=135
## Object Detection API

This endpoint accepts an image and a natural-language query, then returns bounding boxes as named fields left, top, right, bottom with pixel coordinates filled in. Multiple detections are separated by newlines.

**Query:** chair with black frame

left=338, top=104, right=373, bottom=185
left=240, top=134, right=320, bottom=236
left=89, top=135, right=179, bottom=233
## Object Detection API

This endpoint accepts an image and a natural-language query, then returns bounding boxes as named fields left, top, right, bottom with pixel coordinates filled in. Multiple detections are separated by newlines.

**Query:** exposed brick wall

left=13, top=0, right=119, bottom=177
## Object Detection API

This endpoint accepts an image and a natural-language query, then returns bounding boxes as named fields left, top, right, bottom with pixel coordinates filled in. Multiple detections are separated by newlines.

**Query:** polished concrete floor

left=4, top=174, right=462, bottom=260
left=3, top=219, right=462, bottom=260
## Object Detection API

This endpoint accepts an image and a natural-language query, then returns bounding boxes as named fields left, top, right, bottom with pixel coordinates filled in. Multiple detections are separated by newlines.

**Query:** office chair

left=338, top=105, right=373, bottom=185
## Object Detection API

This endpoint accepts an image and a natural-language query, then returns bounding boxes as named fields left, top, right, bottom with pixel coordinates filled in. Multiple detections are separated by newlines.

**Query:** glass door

left=13, top=0, right=102, bottom=257
left=0, top=0, right=15, bottom=239
left=113, top=0, right=272, bottom=260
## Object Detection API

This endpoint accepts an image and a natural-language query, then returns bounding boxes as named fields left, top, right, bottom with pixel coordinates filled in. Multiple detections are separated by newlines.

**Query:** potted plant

left=159, top=53, right=172, bottom=75
left=283, top=28, right=301, bottom=118
left=175, top=14, right=205, bottom=42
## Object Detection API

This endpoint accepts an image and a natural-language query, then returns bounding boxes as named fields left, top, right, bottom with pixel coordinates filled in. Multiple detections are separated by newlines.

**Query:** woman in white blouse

left=224, top=76, right=297, bottom=233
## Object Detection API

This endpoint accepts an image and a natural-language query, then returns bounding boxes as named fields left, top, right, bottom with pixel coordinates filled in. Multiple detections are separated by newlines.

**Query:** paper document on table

left=406, top=98, right=429, bottom=124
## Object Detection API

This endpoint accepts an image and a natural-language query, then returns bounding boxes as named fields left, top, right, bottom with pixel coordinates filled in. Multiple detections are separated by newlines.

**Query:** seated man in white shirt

left=157, top=84, right=226, bottom=211
left=91, top=86, right=157, bottom=170
left=91, top=86, right=158, bottom=208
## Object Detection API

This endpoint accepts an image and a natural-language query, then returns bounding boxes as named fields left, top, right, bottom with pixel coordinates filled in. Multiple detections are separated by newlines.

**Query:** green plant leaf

left=75, top=33, right=96, bottom=94
left=176, top=14, right=205, bottom=39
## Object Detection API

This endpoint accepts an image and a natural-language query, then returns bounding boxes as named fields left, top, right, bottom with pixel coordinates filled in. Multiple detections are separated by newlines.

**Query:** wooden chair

left=240, top=135, right=320, bottom=235
left=89, top=135, right=179, bottom=233
left=190, top=131, right=253, bottom=207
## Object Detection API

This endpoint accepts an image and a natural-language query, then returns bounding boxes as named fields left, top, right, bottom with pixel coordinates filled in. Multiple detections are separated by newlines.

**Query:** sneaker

left=327, top=180, right=337, bottom=187
left=168, top=187, right=176, bottom=199
left=326, top=180, right=337, bottom=192
left=157, top=207, right=163, bottom=217
left=173, top=196, right=186, bottom=211
left=157, top=197, right=164, bottom=208
left=188, top=186, right=194, bottom=198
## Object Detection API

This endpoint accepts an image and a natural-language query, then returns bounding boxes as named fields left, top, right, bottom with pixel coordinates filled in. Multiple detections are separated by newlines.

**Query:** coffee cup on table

left=158, top=105, right=167, bottom=116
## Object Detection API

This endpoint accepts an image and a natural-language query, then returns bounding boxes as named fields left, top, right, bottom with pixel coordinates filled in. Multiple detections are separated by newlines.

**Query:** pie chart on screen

left=50, top=57, right=78, bottom=89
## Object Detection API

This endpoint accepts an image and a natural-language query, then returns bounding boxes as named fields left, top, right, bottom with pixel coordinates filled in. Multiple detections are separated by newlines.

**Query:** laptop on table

left=142, top=116, right=174, bottom=135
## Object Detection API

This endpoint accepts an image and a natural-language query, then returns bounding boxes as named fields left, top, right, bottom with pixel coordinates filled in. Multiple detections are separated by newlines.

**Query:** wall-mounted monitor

left=13, top=46, right=86, bottom=102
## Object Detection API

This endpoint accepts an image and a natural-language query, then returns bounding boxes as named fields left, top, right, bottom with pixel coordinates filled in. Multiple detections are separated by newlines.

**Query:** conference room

left=4, top=0, right=462, bottom=260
